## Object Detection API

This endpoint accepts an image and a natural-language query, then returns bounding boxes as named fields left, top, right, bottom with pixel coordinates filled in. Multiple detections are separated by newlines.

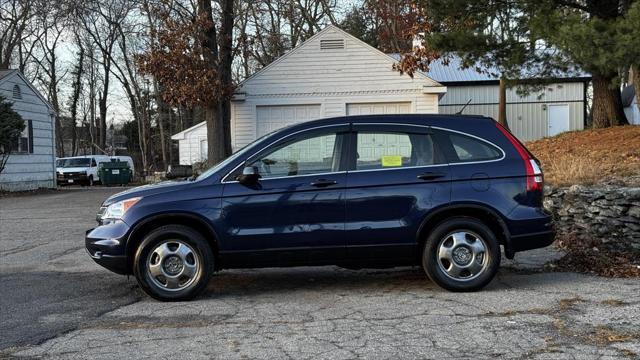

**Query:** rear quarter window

left=440, top=131, right=503, bottom=163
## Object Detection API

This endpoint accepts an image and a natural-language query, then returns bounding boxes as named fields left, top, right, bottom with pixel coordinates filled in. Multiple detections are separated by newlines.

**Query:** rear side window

left=445, top=132, right=502, bottom=162
left=355, top=132, right=441, bottom=170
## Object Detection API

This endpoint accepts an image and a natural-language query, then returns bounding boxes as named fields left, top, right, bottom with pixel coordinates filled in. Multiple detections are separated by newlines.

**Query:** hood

left=59, top=167, right=89, bottom=173
left=103, top=180, right=195, bottom=206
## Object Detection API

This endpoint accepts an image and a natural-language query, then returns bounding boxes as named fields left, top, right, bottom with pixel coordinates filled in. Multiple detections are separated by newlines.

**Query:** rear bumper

left=509, top=229, right=556, bottom=253
left=85, top=222, right=131, bottom=275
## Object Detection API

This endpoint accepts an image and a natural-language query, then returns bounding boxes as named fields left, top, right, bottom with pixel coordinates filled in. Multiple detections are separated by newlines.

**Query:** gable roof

left=388, top=54, right=590, bottom=84
left=171, top=121, right=206, bottom=140
left=0, top=69, right=56, bottom=113
left=238, top=25, right=443, bottom=90
left=0, top=69, right=16, bottom=81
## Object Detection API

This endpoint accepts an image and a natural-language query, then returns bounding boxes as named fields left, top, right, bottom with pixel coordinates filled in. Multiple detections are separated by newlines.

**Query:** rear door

left=345, top=123, right=451, bottom=264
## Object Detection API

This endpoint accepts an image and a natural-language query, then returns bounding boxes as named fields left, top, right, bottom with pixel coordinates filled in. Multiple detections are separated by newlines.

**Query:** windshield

left=62, top=158, right=91, bottom=167
left=196, top=130, right=279, bottom=181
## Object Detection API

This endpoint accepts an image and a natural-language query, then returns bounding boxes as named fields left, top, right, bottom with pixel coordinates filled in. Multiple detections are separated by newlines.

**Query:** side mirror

left=236, top=166, right=260, bottom=185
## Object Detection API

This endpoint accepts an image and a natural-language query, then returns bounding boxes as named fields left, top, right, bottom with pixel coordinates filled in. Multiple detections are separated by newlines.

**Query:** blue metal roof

left=388, top=54, right=590, bottom=83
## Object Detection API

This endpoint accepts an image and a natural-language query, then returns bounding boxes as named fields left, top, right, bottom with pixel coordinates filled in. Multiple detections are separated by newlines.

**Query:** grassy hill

left=525, top=126, right=640, bottom=186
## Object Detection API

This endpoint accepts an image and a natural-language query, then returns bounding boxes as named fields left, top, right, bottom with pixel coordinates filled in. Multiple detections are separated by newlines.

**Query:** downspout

left=51, top=111, right=57, bottom=188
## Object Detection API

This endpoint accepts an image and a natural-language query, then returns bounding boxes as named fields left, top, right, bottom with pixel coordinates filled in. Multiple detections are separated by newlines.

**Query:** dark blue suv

left=87, top=114, right=554, bottom=301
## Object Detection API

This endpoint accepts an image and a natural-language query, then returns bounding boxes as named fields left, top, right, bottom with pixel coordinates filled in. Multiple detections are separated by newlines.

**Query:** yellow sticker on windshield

left=381, top=155, right=402, bottom=167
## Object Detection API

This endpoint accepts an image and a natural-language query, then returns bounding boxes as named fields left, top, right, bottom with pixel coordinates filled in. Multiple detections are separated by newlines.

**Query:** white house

left=173, top=26, right=591, bottom=165
left=421, top=56, right=590, bottom=141
left=172, top=25, right=446, bottom=165
left=0, top=70, right=56, bottom=191
left=622, top=85, right=640, bottom=125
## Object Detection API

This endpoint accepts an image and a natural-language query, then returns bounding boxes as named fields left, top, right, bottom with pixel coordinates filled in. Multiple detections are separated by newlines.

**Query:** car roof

left=283, top=114, right=495, bottom=133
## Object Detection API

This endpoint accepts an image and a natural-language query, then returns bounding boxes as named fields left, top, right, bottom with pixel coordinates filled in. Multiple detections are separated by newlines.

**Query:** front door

left=220, top=125, right=350, bottom=267
left=345, top=124, right=451, bottom=265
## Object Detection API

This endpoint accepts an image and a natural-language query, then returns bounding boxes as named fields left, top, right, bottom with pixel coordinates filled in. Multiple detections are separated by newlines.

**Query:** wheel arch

left=125, top=212, right=221, bottom=273
left=416, top=203, right=513, bottom=258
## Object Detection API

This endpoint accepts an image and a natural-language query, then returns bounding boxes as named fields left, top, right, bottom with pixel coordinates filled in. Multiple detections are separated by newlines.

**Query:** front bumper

left=58, top=172, right=89, bottom=185
left=85, top=221, right=131, bottom=275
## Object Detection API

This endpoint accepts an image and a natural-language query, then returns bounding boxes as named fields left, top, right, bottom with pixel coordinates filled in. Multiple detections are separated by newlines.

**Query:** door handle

left=417, top=172, right=447, bottom=180
left=310, top=179, right=338, bottom=187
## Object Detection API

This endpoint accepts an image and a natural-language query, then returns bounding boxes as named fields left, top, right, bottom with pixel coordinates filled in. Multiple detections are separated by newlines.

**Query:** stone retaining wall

left=544, top=185, right=640, bottom=248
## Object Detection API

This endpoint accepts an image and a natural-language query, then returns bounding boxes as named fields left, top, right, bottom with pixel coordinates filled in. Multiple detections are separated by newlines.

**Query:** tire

left=422, top=217, right=500, bottom=292
left=133, top=225, right=214, bottom=301
left=88, top=176, right=94, bottom=186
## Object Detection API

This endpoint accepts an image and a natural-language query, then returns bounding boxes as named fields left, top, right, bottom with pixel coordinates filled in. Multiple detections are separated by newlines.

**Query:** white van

left=56, top=155, right=110, bottom=186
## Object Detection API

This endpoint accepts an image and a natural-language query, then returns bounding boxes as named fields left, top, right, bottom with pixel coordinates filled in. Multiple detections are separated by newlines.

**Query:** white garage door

left=346, top=102, right=412, bottom=116
left=256, top=104, right=321, bottom=137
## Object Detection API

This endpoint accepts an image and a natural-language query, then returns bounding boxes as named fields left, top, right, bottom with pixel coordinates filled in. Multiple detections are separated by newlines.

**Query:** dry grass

left=588, top=326, right=639, bottom=346
left=553, top=233, right=640, bottom=278
left=525, top=126, right=640, bottom=186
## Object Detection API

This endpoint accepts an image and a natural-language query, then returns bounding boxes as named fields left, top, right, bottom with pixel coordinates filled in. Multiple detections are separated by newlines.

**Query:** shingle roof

left=387, top=54, right=590, bottom=83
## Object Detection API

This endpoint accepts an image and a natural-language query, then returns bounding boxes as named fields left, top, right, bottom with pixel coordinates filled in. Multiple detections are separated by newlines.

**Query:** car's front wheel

left=133, top=225, right=214, bottom=301
left=422, top=217, right=500, bottom=292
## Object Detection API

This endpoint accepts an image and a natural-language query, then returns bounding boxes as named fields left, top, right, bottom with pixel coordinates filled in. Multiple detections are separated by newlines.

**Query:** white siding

left=439, top=82, right=585, bottom=141
left=176, top=123, right=208, bottom=165
left=624, top=98, right=640, bottom=125
left=227, top=25, right=442, bottom=150
left=0, top=72, right=56, bottom=191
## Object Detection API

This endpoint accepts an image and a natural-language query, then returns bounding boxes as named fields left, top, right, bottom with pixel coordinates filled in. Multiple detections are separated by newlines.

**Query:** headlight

left=101, top=197, right=142, bottom=220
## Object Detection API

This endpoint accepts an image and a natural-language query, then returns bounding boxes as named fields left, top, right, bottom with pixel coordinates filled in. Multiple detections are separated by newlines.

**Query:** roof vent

left=320, top=39, right=345, bottom=50
left=12, top=84, right=22, bottom=99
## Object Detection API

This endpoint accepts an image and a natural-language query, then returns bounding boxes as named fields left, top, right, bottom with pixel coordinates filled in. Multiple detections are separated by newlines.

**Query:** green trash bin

left=98, top=161, right=132, bottom=186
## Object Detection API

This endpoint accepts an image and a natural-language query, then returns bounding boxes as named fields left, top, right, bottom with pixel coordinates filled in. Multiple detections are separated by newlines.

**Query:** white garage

left=172, top=25, right=445, bottom=165
left=256, top=104, right=321, bottom=137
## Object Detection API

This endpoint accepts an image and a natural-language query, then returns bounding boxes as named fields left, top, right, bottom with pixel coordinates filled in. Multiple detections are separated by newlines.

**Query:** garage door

left=256, top=104, right=321, bottom=137
left=346, top=102, right=412, bottom=116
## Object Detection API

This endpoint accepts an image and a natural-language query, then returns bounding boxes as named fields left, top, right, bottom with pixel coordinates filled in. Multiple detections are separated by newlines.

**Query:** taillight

left=495, top=122, right=543, bottom=192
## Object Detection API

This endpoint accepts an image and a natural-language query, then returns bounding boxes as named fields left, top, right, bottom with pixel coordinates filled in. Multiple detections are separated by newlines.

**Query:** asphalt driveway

left=1, top=188, right=639, bottom=359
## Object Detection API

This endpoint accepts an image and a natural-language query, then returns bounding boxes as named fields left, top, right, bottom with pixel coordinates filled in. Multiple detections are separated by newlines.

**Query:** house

left=172, top=25, right=446, bottom=165
left=422, top=56, right=591, bottom=141
left=0, top=70, right=56, bottom=191
left=622, top=85, right=640, bottom=125
left=173, top=26, right=590, bottom=165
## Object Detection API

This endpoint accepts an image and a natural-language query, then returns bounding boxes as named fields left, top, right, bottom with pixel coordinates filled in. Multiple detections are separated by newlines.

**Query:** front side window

left=356, top=131, right=439, bottom=170
left=446, top=132, right=502, bottom=162
left=247, top=131, right=343, bottom=179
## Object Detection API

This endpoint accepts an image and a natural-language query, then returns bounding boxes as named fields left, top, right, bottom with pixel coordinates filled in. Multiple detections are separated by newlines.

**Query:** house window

left=11, top=120, right=33, bottom=154
left=12, top=84, right=22, bottom=99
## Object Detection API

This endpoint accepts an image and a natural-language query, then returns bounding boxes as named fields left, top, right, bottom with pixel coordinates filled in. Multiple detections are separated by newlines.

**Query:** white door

left=199, top=138, right=208, bottom=162
left=548, top=104, right=570, bottom=136
left=256, top=104, right=321, bottom=137
left=346, top=102, right=412, bottom=116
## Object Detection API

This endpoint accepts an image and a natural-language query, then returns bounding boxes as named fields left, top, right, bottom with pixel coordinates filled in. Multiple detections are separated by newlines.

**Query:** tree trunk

left=218, top=0, right=234, bottom=157
left=592, top=73, right=628, bottom=128
left=498, top=77, right=509, bottom=129
left=205, top=106, right=226, bottom=165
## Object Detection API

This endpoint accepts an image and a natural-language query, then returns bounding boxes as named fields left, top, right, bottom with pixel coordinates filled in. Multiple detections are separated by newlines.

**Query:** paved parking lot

left=1, top=188, right=639, bottom=359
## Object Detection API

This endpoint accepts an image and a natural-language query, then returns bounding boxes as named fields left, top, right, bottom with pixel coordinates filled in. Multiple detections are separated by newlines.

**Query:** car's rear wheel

left=133, top=225, right=213, bottom=301
left=422, top=217, right=500, bottom=292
